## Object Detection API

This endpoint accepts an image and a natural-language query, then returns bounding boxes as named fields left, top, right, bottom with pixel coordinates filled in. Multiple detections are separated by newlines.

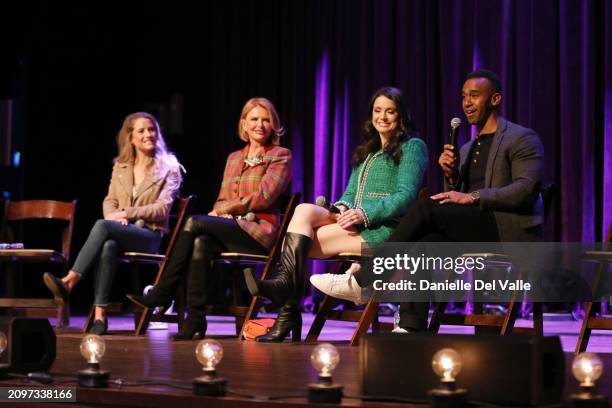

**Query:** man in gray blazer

left=311, top=70, right=545, bottom=332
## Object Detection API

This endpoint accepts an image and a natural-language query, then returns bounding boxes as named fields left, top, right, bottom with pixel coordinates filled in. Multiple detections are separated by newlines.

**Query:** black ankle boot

left=244, top=233, right=312, bottom=307
left=126, top=289, right=172, bottom=310
left=255, top=304, right=302, bottom=342
left=88, top=318, right=108, bottom=335
left=172, top=312, right=207, bottom=341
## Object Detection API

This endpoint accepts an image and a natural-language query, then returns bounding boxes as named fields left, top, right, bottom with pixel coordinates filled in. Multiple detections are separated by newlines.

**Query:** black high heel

left=243, top=269, right=286, bottom=312
left=172, top=312, right=207, bottom=341
left=126, top=290, right=172, bottom=310
left=255, top=304, right=302, bottom=343
left=88, top=318, right=108, bottom=335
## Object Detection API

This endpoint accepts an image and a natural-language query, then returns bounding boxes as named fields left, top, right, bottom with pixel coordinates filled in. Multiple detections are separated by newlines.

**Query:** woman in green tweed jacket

left=244, top=87, right=428, bottom=342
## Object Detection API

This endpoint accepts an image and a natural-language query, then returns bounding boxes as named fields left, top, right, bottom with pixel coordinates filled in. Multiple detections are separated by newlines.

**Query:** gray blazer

left=447, top=117, right=544, bottom=242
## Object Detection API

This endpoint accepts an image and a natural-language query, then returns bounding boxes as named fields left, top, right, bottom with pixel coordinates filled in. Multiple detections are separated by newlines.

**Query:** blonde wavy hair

left=115, top=112, right=183, bottom=177
left=238, top=97, right=285, bottom=145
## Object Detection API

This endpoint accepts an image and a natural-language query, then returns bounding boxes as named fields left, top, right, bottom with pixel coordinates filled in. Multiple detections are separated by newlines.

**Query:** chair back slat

left=153, top=196, right=193, bottom=285
left=2, top=199, right=77, bottom=260
left=5, top=200, right=75, bottom=221
left=266, top=193, right=300, bottom=260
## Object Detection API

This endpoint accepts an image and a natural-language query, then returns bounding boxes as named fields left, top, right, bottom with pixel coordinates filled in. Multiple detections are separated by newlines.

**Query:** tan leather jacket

left=102, top=161, right=182, bottom=233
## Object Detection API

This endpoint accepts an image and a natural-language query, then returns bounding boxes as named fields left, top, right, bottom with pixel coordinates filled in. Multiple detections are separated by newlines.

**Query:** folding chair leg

left=532, top=302, right=543, bottom=336
left=60, top=302, right=70, bottom=328
left=83, top=305, right=95, bottom=334
left=576, top=301, right=595, bottom=354
left=428, top=302, right=447, bottom=333
left=239, top=297, right=260, bottom=339
left=134, top=307, right=153, bottom=336
left=349, top=300, right=379, bottom=346
left=235, top=316, right=245, bottom=337
left=371, top=309, right=380, bottom=332
left=305, top=294, right=336, bottom=344
left=500, top=299, right=519, bottom=335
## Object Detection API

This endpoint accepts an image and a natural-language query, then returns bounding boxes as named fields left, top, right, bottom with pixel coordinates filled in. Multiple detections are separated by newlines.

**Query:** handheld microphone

left=236, top=212, right=258, bottom=222
left=315, top=196, right=340, bottom=214
left=135, top=219, right=146, bottom=228
left=450, top=117, right=461, bottom=150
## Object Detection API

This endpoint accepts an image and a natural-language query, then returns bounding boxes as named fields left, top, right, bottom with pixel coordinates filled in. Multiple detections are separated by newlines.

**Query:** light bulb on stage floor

left=78, top=334, right=110, bottom=387
left=308, top=343, right=343, bottom=403
left=193, top=339, right=227, bottom=396
left=570, top=352, right=607, bottom=408
left=428, top=348, right=467, bottom=408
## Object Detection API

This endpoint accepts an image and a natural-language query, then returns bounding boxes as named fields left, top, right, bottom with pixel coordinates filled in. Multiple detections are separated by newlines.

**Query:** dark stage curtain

left=307, top=0, right=610, bottom=244
left=0, top=0, right=609, bottom=280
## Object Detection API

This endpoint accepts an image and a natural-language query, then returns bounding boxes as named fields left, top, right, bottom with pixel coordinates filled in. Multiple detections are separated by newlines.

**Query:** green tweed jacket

left=335, top=138, right=427, bottom=244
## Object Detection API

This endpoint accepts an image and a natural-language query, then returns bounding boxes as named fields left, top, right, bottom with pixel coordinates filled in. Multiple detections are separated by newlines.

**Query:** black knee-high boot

left=127, top=226, right=198, bottom=309
left=255, top=303, right=302, bottom=342
left=173, top=235, right=221, bottom=341
left=246, top=232, right=311, bottom=343
left=244, top=232, right=312, bottom=308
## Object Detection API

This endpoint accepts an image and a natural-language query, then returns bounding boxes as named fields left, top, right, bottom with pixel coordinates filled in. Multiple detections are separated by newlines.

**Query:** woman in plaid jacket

left=245, top=87, right=428, bottom=342
left=129, top=97, right=292, bottom=340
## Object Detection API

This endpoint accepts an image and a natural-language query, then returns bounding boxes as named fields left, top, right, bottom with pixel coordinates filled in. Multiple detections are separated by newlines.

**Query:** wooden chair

left=84, top=196, right=193, bottom=334
left=428, top=184, right=557, bottom=336
left=575, top=221, right=612, bottom=354
left=306, top=187, right=430, bottom=346
left=305, top=252, right=381, bottom=346
left=0, top=199, right=77, bottom=328
left=211, top=192, right=300, bottom=338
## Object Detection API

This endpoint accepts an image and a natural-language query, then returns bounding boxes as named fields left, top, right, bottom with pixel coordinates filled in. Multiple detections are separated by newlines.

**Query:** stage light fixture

left=428, top=348, right=467, bottom=408
left=77, top=335, right=110, bottom=388
left=193, top=339, right=227, bottom=397
left=570, top=352, right=608, bottom=408
left=307, top=343, right=343, bottom=404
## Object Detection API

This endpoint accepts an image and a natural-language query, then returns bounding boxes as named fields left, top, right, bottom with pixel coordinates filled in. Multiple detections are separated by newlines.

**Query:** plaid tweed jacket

left=213, top=145, right=292, bottom=250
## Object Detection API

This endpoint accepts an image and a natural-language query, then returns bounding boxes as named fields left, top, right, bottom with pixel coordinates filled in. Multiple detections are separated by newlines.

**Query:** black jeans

left=154, top=215, right=267, bottom=314
left=388, top=198, right=500, bottom=331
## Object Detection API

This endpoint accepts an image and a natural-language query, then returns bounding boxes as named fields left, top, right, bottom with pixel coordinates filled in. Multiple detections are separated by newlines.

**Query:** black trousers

left=388, top=198, right=500, bottom=331
left=154, top=215, right=267, bottom=314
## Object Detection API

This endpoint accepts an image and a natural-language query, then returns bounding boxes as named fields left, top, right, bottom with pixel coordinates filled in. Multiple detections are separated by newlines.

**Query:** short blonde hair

left=238, top=97, right=285, bottom=145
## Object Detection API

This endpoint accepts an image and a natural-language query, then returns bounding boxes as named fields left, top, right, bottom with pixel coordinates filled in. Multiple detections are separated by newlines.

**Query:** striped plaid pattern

left=214, top=145, right=292, bottom=250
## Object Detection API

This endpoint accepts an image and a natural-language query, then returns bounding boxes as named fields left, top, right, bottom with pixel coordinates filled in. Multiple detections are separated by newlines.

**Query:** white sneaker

left=310, top=266, right=365, bottom=305
left=391, top=327, right=409, bottom=334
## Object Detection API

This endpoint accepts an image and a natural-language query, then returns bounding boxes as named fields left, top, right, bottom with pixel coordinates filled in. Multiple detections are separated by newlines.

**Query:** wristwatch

left=469, top=190, right=480, bottom=205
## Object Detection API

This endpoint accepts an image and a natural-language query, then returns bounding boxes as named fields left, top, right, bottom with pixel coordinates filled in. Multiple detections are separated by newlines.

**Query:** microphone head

left=245, top=212, right=256, bottom=222
left=135, top=219, right=145, bottom=228
left=450, top=117, right=462, bottom=129
left=315, top=196, right=327, bottom=207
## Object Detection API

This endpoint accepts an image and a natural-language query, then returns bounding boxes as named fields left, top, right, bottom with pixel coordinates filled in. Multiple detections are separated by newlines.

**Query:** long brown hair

left=352, top=87, right=418, bottom=166
left=115, top=112, right=183, bottom=176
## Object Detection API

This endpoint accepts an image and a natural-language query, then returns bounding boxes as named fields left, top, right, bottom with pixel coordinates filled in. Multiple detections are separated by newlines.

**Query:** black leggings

left=154, top=215, right=267, bottom=313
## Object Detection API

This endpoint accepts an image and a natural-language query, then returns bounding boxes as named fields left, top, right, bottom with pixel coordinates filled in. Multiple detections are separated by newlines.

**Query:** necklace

left=245, top=155, right=264, bottom=167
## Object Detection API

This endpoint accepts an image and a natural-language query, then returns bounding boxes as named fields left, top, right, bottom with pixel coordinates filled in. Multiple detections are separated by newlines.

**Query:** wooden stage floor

left=2, top=313, right=611, bottom=407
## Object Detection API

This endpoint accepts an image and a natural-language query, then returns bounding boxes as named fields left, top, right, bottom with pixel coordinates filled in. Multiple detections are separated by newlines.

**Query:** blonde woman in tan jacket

left=43, top=112, right=183, bottom=335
